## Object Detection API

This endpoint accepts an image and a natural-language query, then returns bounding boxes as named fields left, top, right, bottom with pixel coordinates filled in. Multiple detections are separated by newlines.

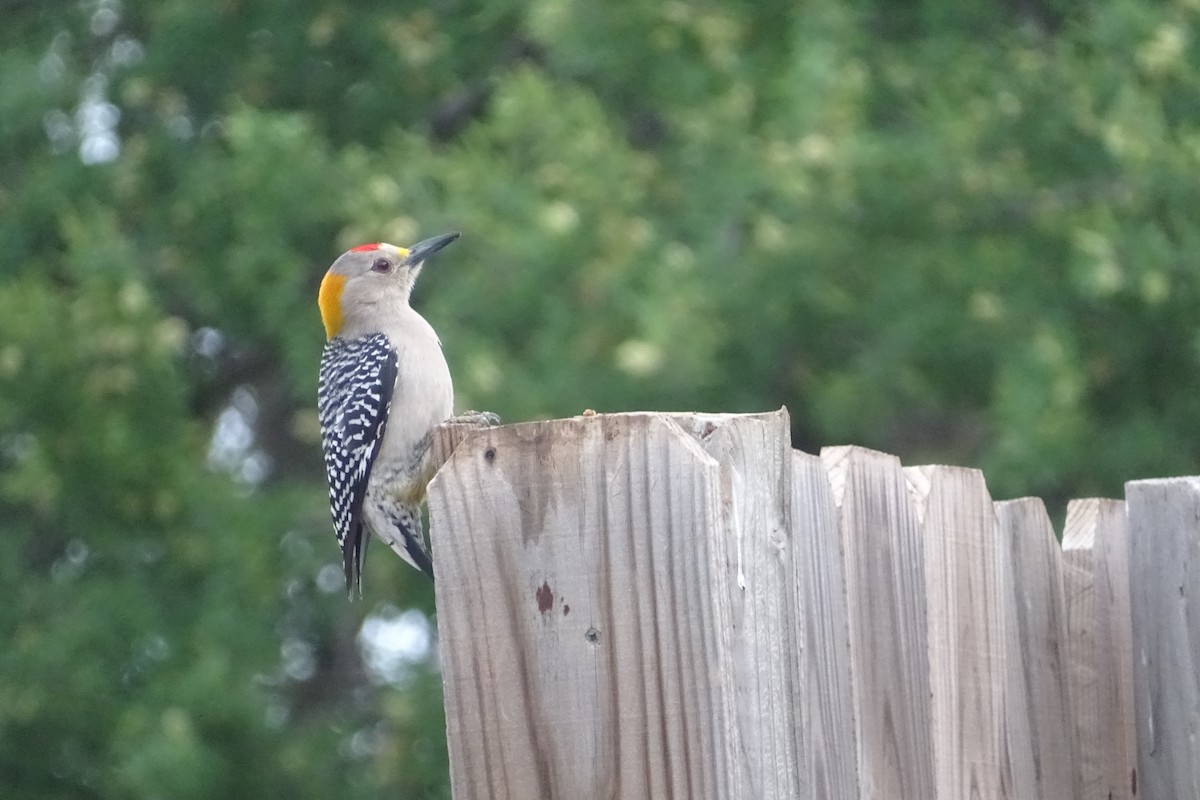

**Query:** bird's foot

left=449, top=410, right=501, bottom=428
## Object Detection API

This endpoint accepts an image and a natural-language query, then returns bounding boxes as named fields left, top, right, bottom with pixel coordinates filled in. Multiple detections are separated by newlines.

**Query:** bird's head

left=318, top=232, right=460, bottom=339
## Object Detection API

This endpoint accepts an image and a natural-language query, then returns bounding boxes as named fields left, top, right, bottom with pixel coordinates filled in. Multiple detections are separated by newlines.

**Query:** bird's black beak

left=404, top=232, right=460, bottom=265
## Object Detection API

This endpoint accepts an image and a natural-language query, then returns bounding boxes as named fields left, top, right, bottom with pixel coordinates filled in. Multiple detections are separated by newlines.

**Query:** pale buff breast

left=371, top=309, right=454, bottom=482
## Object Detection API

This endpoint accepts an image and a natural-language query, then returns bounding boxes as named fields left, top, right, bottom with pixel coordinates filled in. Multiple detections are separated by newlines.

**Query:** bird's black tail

left=343, top=523, right=368, bottom=598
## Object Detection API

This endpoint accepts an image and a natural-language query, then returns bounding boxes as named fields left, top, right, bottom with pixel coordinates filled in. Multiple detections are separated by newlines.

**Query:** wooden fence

left=425, top=408, right=1198, bottom=799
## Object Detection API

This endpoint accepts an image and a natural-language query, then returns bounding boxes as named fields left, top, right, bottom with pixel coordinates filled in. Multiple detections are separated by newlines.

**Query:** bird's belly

left=370, top=336, right=453, bottom=495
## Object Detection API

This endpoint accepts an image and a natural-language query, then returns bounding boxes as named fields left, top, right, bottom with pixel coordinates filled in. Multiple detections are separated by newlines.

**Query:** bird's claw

left=450, top=410, right=501, bottom=428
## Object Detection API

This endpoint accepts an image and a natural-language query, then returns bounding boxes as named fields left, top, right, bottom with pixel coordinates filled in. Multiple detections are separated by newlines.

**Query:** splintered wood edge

left=819, top=444, right=905, bottom=508
left=903, top=464, right=992, bottom=527
left=902, top=465, right=934, bottom=525
left=1062, top=498, right=1101, bottom=552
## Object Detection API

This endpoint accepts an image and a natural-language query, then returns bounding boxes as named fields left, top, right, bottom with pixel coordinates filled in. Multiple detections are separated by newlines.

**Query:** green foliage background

left=2, top=0, right=1199, bottom=796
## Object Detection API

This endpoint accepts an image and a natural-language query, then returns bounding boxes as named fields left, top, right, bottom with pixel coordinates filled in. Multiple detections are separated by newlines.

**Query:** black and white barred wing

left=317, top=333, right=398, bottom=594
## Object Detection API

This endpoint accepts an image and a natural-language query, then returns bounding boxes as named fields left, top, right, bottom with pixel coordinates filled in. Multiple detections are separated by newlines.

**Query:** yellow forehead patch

left=318, top=272, right=347, bottom=338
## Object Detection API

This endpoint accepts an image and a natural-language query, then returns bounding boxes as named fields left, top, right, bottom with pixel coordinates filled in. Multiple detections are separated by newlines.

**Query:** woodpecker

left=317, top=232, right=461, bottom=594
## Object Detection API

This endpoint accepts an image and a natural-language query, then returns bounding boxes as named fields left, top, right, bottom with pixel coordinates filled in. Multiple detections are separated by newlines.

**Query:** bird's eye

left=371, top=258, right=391, bottom=273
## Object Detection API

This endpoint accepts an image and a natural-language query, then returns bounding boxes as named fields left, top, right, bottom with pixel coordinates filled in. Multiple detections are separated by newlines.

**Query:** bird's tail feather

left=343, top=524, right=368, bottom=598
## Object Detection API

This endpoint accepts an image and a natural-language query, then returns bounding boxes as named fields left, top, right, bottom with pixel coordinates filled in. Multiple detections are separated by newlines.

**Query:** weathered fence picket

left=427, top=409, right=1196, bottom=799
left=791, top=450, right=857, bottom=800
left=429, top=414, right=739, bottom=799
left=681, top=412, right=800, bottom=800
left=994, top=498, right=1078, bottom=799
left=1063, top=499, right=1137, bottom=800
left=907, top=465, right=1037, bottom=799
left=1128, top=478, right=1200, bottom=799
left=822, top=446, right=935, bottom=800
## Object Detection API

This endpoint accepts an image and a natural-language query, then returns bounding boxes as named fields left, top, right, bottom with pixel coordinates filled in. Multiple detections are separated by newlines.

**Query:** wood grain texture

left=430, top=419, right=485, bottom=473
left=905, top=466, right=1037, bottom=800
left=673, top=410, right=801, bottom=800
left=1127, top=478, right=1200, bottom=800
left=821, top=446, right=935, bottom=800
left=994, top=498, right=1079, bottom=800
left=1093, top=499, right=1137, bottom=800
left=1063, top=498, right=1138, bottom=800
left=428, top=413, right=746, bottom=800
left=793, top=450, right=860, bottom=800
